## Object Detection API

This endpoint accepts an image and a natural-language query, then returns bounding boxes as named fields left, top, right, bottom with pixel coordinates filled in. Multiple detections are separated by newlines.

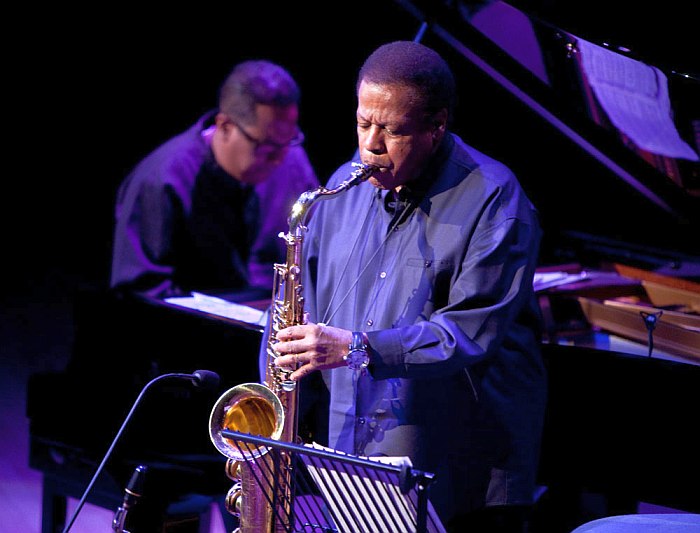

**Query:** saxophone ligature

left=208, top=162, right=377, bottom=533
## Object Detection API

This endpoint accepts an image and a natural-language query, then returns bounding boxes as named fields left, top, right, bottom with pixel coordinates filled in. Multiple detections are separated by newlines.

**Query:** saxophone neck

left=287, top=163, right=377, bottom=233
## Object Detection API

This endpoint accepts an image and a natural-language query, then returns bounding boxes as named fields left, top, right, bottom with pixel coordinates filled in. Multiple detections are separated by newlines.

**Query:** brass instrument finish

left=208, top=163, right=377, bottom=532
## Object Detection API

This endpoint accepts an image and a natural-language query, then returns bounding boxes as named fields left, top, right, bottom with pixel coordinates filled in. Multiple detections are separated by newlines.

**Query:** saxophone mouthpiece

left=353, top=162, right=378, bottom=175
left=348, top=162, right=378, bottom=186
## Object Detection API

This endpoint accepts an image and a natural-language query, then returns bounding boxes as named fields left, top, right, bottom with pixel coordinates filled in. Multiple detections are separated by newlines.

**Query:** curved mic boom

left=62, top=370, right=220, bottom=533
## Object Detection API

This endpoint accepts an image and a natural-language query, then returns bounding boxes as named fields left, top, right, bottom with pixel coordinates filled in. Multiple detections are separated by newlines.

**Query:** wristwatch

left=344, top=332, right=370, bottom=372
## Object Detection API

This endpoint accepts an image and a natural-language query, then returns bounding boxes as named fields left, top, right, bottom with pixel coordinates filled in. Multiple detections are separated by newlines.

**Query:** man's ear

left=215, top=112, right=228, bottom=126
left=215, top=112, right=233, bottom=138
left=432, top=108, right=448, bottom=144
left=433, top=108, right=448, bottom=132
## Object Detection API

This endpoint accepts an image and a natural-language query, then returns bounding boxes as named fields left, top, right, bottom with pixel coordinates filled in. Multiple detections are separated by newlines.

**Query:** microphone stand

left=62, top=370, right=219, bottom=533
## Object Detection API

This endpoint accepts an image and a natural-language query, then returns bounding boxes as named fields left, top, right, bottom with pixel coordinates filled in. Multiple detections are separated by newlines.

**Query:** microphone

left=112, top=464, right=147, bottom=533
left=191, top=369, right=220, bottom=391
left=62, top=370, right=220, bottom=533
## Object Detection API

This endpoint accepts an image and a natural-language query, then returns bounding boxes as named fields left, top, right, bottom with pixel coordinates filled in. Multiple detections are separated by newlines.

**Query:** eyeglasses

left=230, top=118, right=304, bottom=153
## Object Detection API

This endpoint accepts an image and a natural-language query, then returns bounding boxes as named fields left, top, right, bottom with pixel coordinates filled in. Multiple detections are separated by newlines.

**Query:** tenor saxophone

left=208, top=162, right=377, bottom=533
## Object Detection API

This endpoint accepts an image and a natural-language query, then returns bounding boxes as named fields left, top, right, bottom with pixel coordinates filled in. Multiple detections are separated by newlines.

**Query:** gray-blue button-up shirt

left=299, top=133, right=547, bottom=523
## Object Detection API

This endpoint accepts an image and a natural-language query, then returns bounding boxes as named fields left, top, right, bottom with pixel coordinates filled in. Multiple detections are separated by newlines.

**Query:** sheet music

left=533, top=271, right=590, bottom=292
left=300, top=442, right=446, bottom=533
left=577, top=37, right=699, bottom=161
left=164, top=292, right=266, bottom=326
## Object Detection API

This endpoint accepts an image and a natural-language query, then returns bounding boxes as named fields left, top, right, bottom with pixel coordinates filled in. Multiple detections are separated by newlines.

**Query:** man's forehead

left=252, top=102, right=298, bottom=123
left=357, top=89, right=426, bottom=127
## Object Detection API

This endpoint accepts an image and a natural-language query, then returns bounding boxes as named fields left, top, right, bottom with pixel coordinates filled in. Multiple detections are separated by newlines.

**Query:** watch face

left=345, top=332, right=369, bottom=371
left=346, top=349, right=369, bottom=370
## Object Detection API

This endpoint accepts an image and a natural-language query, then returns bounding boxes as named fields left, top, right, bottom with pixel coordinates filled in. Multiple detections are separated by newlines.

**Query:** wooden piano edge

left=536, top=263, right=700, bottom=364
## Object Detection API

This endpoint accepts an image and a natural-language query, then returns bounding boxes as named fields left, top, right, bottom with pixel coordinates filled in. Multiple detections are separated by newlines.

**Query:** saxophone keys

left=225, top=458, right=242, bottom=481
left=225, top=482, right=243, bottom=517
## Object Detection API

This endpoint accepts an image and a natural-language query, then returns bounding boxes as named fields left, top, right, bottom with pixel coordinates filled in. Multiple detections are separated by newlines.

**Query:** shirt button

left=366, top=319, right=373, bottom=326
left=358, top=417, right=366, bottom=425
left=379, top=271, right=387, bottom=279
left=425, top=260, right=432, bottom=268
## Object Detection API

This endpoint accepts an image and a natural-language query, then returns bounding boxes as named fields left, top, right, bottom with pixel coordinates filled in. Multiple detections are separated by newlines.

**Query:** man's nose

left=361, top=126, right=385, bottom=153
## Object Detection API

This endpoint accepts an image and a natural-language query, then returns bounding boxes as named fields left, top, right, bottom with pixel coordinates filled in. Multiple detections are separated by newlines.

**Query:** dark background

left=506, top=0, right=698, bottom=76
left=6, top=0, right=698, bottom=305
left=7, top=2, right=415, bottom=301
left=4, top=5, right=697, bottom=530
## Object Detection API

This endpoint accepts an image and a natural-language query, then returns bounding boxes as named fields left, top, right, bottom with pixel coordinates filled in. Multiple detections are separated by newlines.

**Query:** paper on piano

left=577, top=37, right=699, bottom=161
left=533, top=271, right=590, bottom=292
left=164, top=292, right=266, bottom=326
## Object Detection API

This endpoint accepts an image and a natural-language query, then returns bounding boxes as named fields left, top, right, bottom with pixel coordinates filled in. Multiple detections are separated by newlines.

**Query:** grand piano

left=26, top=288, right=268, bottom=532
left=387, top=1, right=700, bottom=530
left=27, top=2, right=699, bottom=532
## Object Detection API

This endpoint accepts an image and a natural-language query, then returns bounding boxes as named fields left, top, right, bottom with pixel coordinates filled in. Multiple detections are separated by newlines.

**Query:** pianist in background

left=110, top=59, right=318, bottom=298
left=271, top=41, right=547, bottom=533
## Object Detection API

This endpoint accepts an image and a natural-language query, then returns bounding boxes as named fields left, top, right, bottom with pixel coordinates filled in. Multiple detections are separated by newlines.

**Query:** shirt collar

left=378, top=132, right=454, bottom=210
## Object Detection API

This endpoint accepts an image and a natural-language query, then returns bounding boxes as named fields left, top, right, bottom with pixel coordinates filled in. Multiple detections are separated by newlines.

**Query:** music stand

left=221, top=430, right=445, bottom=533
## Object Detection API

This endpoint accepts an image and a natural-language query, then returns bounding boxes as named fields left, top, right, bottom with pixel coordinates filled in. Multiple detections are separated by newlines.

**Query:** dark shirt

left=110, top=111, right=318, bottom=297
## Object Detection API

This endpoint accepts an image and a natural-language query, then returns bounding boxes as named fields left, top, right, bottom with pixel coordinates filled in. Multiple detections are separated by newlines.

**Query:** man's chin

left=368, top=176, right=392, bottom=190
left=240, top=167, right=275, bottom=186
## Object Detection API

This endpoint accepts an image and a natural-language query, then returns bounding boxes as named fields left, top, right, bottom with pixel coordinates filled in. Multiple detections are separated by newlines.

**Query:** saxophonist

left=269, top=41, right=547, bottom=533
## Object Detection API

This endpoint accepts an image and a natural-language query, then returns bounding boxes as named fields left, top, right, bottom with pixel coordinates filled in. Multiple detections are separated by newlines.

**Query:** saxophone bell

left=207, top=162, right=377, bottom=532
left=208, top=383, right=285, bottom=461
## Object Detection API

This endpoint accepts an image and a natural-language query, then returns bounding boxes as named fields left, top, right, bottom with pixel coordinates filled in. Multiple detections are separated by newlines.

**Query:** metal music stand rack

left=221, top=429, right=445, bottom=533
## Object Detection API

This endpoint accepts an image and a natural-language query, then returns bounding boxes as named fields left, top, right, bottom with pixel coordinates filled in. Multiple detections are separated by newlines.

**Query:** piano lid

left=502, top=0, right=698, bottom=79
left=392, top=0, right=700, bottom=277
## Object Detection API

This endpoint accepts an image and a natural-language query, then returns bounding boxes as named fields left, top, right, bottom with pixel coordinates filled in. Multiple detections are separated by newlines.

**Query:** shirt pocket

left=405, top=258, right=455, bottom=307
left=406, top=258, right=454, bottom=271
